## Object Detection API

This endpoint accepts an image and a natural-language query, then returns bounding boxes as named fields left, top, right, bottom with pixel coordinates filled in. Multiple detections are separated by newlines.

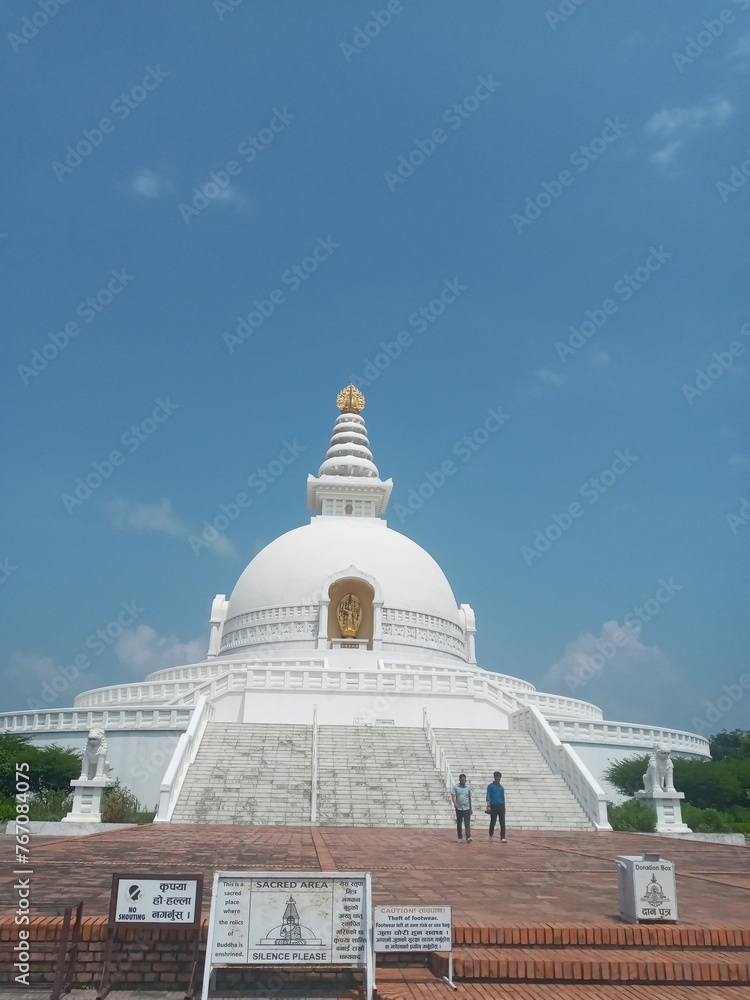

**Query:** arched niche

left=327, top=577, right=375, bottom=643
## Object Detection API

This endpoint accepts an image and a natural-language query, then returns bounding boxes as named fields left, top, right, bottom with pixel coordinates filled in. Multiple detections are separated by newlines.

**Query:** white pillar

left=317, top=599, right=330, bottom=650
left=372, top=601, right=383, bottom=651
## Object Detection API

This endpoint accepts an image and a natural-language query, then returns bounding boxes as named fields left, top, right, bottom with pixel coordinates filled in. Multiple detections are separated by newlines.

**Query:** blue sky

left=1, top=0, right=748, bottom=735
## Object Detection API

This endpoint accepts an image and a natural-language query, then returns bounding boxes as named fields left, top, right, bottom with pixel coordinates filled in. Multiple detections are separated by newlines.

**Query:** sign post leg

left=50, top=905, right=72, bottom=1000
left=96, top=927, right=115, bottom=1000
left=184, top=926, right=200, bottom=1000
left=441, top=951, right=456, bottom=990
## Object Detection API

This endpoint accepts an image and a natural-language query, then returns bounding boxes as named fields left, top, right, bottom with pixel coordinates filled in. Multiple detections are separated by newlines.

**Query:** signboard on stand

left=374, top=905, right=452, bottom=952
left=98, top=872, right=203, bottom=1000
left=373, top=904, right=454, bottom=988
left=202, top=871, right=372, bottom=999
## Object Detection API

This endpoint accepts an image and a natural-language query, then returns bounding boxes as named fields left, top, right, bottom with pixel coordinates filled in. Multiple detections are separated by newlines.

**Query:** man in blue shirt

left=486, top=771, right=507, bottom=843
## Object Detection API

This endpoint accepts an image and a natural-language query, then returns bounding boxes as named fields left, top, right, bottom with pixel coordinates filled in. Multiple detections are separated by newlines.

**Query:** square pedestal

left=61, top=779, right=110, bottom=823
left=636, top=790, right=691, bottom=833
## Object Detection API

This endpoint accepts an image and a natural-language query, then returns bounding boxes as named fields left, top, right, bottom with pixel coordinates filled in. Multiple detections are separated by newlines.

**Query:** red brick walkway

left=1, top=825, right=748, bottom=996
left=2, top=825, right=748, bottom=926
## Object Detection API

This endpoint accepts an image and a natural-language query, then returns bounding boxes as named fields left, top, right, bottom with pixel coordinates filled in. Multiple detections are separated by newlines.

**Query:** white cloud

left=6, top=651, right=59, bottom=685
left=109, top=497, right=184, bottom=536
left=534, top=368, right=566, bottom=386
left=210, top=186, right=250, bottom=213
left=730, top=31, right=750, bottom=62
left=645, top=97, right=734, bottom=166
left=543, top=620, right=678, bottom=723
left=589, top=350, right=611, bottom=368
left=130, top=168, right=174, bottom=198
left=650, top=141, right=682, bottom=167
left=114, top=624, right=205, bottom=674
left=728, top=454, right=750, bottom=471
left=109, top=497, right=238, bottom=559
left=646, top=98, right=734, bottom=139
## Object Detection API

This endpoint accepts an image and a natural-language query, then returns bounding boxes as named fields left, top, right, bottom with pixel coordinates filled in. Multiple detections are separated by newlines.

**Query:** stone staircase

left=169, top=722, right=594, bottom=830
left=316, top=725, right=454, bottom=827
left=170, top=722, right=312, bottom=825
left=435, top=728, right=593, bottom=831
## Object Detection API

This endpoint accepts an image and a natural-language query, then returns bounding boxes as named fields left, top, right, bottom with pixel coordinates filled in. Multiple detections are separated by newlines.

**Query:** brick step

left=434, top=947, right=750, bottom=984
left=452, top=925, right=750, bottom=949
left=374, top=968, right=750, bottom=999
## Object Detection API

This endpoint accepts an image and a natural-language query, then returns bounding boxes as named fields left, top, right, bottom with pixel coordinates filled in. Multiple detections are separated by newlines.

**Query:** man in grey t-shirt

left=450, top=773, right=472, bottom=842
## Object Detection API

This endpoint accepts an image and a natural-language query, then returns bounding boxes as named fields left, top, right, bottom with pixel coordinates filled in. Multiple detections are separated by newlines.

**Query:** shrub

left=102, top=780, right=148, bottom=823
left=682, top=804, right=731, bottom=833
left=607, top=798, right=656, bottom=833
left=131, top=809, right=157, bottom=824
left=28, top=789, right=72, bottom=821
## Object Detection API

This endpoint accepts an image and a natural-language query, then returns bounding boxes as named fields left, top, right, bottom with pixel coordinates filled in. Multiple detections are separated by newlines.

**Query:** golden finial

left=336, top=384, right=365, bottom=414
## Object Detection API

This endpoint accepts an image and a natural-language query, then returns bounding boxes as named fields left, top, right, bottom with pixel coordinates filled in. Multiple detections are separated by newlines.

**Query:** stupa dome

left=224, top=515, right=462, bottom=629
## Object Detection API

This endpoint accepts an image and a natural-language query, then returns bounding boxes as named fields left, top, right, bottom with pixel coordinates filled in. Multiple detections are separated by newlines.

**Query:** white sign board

left=113, top=878, right=199, bottom=924
left=206, top=871, right=370, bottom=967
left=373, top=905, right=452, bottom=953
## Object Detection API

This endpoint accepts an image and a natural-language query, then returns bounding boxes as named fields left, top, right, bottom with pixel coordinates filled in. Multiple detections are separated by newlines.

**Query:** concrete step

left=434, top=728, right=594, bottom=831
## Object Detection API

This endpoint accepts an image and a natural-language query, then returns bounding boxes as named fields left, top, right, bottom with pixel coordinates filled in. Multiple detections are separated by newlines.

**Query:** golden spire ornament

left=336, top=385, right=365, bottom=414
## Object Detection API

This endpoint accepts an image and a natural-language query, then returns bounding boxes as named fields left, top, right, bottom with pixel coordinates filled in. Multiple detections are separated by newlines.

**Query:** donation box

left=616, top=854, right=678, bottom=923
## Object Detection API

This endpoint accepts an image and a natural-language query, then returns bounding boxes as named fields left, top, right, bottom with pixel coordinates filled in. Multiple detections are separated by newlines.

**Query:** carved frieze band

left=381, top=608, right=464, bottom=639
left=380, top=622, right=465, bottom=655
left=220, top=619, right=318, bottom=652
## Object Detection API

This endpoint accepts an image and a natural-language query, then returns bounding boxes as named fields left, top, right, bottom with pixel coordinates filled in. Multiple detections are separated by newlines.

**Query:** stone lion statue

left=79, top=728, right=109, bottom=781
left=642, top=743, right=676, bottom=794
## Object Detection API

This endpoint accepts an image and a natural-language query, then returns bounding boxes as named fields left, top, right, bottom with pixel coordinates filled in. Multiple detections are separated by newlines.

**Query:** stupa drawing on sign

left=259, top=896, right=324, bottom=947
left=641, top=874, right=668, bottom=908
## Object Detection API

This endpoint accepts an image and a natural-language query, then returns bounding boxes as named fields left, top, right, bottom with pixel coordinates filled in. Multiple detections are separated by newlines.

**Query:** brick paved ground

left=1, top=825, right=748, bottom=997
left=5, top=824, right=747, bottom=926
left=3, top=987, right=750, bottom=1000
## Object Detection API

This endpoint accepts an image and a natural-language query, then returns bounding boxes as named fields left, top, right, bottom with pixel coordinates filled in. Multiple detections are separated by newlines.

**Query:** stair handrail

left=510, top=704, right=611, bottom=831
left=423, top=708, right=454, bottom=794
left=154, top=694, right=214, bottom=823
left=310, top=704, right=318, bottom=824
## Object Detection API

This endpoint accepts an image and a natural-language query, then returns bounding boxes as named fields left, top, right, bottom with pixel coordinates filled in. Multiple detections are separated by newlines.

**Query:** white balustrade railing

left=73, top=681, right=195, bottom=708
left=162, top=663, right=526, bottom=717
left=0, top=707, right=192, bottom=733
left=546, top=719, right=711, bottom=756
left=520, top=692, right=603, bottom=721
left=154, top=695, right=214, bottom=823
left=167, top=670, right=247, bottom=707
left=510, top=705, right=611, bottom=831
left=423, top=709, right=454, bottom=794
left=310, top=704, right=319, bottom=824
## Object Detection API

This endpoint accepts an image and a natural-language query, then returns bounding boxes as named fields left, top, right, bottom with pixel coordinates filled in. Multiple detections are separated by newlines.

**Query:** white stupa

left=1, top=387, right=710, bottom=829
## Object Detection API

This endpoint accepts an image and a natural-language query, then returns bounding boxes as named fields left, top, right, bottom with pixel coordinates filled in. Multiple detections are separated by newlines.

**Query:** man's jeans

left=456, top=808, right=471, bottom=840
left=489, top=803, right=506, bottom=839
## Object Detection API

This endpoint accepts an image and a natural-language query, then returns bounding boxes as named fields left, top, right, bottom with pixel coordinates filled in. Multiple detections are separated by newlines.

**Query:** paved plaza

left=2, top=824, right=747, bottom=925
left=1, top=825, right=749, bottom=997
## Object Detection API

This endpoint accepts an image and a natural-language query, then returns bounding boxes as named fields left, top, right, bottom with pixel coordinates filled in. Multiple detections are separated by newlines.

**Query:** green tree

left=603, top=755, right=649, bottom=797
left=709, top=729, right=750, bottom=761
left=0, top=734, right=81, bottom=797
